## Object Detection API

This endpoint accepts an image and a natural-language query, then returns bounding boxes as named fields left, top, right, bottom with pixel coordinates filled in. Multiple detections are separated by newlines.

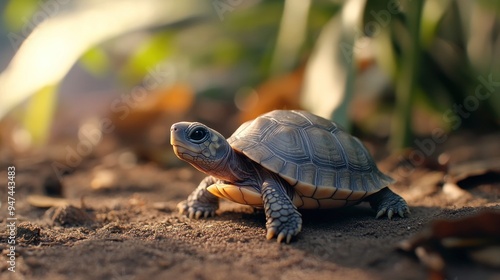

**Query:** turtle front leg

left=178, top=176, right=219, bottom=219
left=261, top=174, right=302, bottom=244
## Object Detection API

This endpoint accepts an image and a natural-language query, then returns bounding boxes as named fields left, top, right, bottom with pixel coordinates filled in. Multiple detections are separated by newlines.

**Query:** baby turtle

left=171, top=110, right=409, bottom=243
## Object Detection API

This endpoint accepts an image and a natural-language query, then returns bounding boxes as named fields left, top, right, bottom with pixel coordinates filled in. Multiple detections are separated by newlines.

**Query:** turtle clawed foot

left=375, top=205, right=410, bottom=219
left=177, top=200, right=217, bottom=219
left=266, top=224, right=302, bottom=244
left=265, top=211, right=302, bottom=244
left=370, top=188, right=410, bottom=220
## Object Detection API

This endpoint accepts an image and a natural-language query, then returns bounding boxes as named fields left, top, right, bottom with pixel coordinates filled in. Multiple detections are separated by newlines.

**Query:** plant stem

left=390, top=0, right=424, bottom=150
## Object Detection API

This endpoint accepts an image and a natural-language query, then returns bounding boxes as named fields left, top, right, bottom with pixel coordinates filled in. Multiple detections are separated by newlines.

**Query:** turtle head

left=170, top=122, right=231, bottom=175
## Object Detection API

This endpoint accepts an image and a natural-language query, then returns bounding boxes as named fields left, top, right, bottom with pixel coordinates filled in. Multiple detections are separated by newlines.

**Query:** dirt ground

left=0, top=132, right=499, bottom=280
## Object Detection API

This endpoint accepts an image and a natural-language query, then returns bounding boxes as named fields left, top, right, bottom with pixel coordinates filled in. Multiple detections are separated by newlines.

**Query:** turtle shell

left=227, top=110, right=395, bottom=209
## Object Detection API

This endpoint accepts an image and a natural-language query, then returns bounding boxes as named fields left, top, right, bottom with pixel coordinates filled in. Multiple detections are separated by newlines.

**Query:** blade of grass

left=390, top=0, right=424, bottom=149
left=270, top=0, right=311, bottom=75
left=302, top=0, right=365, bottom=129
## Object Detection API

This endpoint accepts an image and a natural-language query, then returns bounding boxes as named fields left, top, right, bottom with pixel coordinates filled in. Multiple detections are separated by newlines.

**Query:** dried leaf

left=447, top=158, right=500, bottom=186
left=109, top=83, right=194, bottom=165
left=238, top=67, right=304, bottom=122
left=90, top=170, right=116, bottom=190
left=399, top=210, right=500, bottom=271
left=27, top=195, right=69, bottom=209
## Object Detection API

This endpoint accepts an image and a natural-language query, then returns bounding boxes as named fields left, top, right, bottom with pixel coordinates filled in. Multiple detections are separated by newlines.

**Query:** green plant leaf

left=120, top=32, right=174, bottom=84
left=79, top=46, right=110, bottom=76
left=390, top=0, right=424, bottom=149
left=22, top=84, right=58, bottom=145
left=3, top=0, right=39, bottom=30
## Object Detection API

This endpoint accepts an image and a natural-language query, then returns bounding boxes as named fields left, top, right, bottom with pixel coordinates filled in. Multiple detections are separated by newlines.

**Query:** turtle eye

left=188, top=126, right=209, bottom=143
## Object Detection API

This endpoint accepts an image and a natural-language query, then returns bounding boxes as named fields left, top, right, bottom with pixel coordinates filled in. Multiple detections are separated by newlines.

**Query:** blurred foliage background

left=0, top=0, right=499, bottom=166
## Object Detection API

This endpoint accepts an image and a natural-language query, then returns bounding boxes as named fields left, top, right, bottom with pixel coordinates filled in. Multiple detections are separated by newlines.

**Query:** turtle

left=170, top=110, right=409, bottom=243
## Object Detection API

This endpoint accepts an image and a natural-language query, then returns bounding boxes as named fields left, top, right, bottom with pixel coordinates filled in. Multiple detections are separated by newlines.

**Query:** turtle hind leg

left=178, top=176, right=219, bottom=219
left=367, top=187, right=410, bottom=219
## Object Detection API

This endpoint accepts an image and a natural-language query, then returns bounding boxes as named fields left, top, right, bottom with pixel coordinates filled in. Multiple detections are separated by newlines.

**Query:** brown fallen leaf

left=238, top=66, right=304, bottom=123
left=446, top=158, right=500, bottom=186
left=109, top=83, right=195, bottom=165
left=399, top=210, right=500, bottom=278
left=27, top=194, right=70, bottom=208
left=90, top=169, right=116, bottom=190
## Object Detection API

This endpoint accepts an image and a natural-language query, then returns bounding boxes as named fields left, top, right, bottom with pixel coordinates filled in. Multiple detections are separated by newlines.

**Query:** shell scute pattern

left=304, top=126, right=346, bottom=168
left=278, top=162, right=299, bottom=184
left=265, top=124, right=310, bottom=164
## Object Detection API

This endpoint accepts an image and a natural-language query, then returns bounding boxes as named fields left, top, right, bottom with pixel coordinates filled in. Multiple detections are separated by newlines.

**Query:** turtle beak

left=170, top=123, right=189, bottom=159
left=170, top=123, right=179, bottom=146
left=170, top=122, right=188, bottom=146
